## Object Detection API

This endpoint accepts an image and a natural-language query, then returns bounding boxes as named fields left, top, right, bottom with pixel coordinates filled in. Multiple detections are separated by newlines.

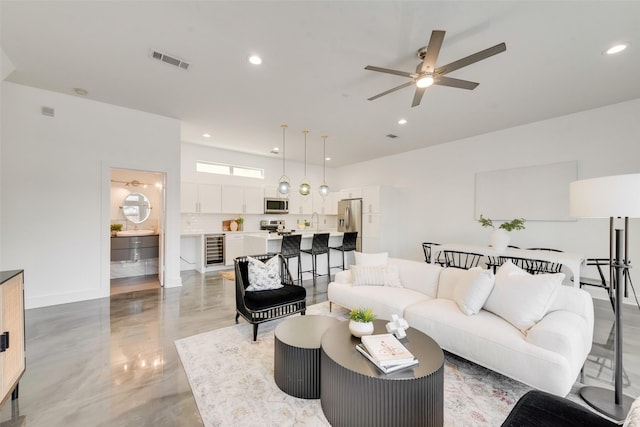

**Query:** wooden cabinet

left=180, top=182, right=222, bottom=213
left=0, top=270, right=25, bottom=409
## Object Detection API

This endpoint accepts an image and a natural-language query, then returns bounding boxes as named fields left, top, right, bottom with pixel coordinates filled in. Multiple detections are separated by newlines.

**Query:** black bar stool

left=301, top=233, right=330, bottom=286
left=280, top=234, right=302, bottom=283
left=330, top=231, right=358, bottom=270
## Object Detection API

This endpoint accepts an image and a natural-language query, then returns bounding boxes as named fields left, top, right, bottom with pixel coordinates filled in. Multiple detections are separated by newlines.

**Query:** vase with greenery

left=110, top=223, right=123, bottom=237
left=349, top=307, right=376, bottom=337
left=478, top=214, right=526, bottom=252
left=235, top=216, right=244, bottom=231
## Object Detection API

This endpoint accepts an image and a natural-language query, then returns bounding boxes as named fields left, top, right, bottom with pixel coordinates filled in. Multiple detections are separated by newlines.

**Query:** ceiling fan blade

left=368, top=81, right=415, bottom=101
left=419, top=30, right=445, bottom=73
left=435, top=42, right=506, bottom=76
left=411, top=87, right=426, bottom=107
left=365, top=65, right=415, bottom=79
left=435, top=76, right=479, bottom=90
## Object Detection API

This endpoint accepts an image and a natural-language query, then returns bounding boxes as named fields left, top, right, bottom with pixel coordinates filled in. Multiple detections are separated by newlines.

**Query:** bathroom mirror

left=122, top=192, right=151, bottom=224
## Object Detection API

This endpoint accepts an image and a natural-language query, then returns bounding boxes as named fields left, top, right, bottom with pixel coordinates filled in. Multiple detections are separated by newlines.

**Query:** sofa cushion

left=328, top=281, right=431, bottom=321
left=389, top=258, right=441, bottom=297
left=351, top=263, right=402, bottom=287
left=484, top=261, right=564, bottom=333
left=355, top=251, right=388, bottom=266
left=453, top=268, right=495, bottom=315
left=246, top=255, right=283, bottom=291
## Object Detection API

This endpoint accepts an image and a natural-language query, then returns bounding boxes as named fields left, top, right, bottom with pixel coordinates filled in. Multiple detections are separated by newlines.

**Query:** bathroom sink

left=116, top=230, right=156, bottom=237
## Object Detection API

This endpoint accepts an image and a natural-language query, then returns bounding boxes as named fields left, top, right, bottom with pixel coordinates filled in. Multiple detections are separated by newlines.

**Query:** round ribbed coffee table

left=274, top=315, right=341, bottom=399
left=320, top=320, right=444, bottom=427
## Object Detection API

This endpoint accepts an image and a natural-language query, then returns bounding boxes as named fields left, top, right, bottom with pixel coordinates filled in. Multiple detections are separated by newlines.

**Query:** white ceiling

left=2, top=1, right=639, bottom=168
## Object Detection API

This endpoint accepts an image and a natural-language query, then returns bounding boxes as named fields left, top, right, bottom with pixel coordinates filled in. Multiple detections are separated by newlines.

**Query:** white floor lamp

left=570, top=173, right=640, bottom=421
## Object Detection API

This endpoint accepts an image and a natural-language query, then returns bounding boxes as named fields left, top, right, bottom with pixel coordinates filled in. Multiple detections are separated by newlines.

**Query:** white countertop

left=181, top=230, right=270, bottom=237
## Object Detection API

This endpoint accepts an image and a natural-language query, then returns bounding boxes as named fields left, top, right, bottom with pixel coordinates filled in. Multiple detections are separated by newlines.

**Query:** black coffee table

left=274, top=315, right=341, bottom=399
left=320, top=320, right=444, bottom=427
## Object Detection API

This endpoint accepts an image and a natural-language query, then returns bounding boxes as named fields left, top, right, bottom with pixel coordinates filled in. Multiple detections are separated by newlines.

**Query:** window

left=196, top=161, right=264, bottom=179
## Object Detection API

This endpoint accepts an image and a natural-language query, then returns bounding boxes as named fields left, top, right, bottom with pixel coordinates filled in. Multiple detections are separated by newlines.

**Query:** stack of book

left=356, top=333, right=419, bottom=373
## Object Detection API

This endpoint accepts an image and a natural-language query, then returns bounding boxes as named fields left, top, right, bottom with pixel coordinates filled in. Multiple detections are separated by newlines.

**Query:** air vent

left=386, top=134, right=398, bottom=139
left=150, top=50, right=190, bottom=71
left=42, top=106, right=55, bottom=117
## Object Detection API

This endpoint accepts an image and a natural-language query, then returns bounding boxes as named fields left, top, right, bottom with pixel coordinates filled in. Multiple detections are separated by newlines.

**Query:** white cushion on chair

left=246, top=256, right=283, bottom=291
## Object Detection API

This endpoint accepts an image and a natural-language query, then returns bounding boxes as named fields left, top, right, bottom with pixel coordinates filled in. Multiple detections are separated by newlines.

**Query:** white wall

left=1, top=82, right=182, bottom=308
left=336, top=98, right=640, bottom=300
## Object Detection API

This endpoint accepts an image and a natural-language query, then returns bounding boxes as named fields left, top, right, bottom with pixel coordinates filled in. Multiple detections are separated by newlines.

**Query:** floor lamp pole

left=580, top=218, right=634, bottom=421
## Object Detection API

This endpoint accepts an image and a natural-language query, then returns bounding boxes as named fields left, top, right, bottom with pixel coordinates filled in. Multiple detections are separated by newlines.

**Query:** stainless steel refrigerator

left=337, top=198, right=362, bottom=252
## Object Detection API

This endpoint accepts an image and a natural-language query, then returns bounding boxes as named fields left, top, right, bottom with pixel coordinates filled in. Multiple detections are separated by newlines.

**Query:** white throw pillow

left=351, top=263, right=403, bottom=287
left=484, top=261, right=564, bottom=332
left=246, top=255, right=283, bottom=291
left=453, top=268, right=495, bottom=316
left=354, top=251, right=389, bottom=266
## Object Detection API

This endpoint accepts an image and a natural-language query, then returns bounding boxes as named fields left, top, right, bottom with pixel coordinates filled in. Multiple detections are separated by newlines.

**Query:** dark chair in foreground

left=234, top=254, right=306, bottom=341
left=422, top=242, right=446, bottom=265
left=301, top=233, right=330, bottom=285
left=501, top=390, right=625, bottom=427
left=330, top=231, right=358, bottom=271
left=443, top=250, right=483, bottom=269
left=485, top=246, right=520, bottom=272
left=280, top=234, right=303, bottom=283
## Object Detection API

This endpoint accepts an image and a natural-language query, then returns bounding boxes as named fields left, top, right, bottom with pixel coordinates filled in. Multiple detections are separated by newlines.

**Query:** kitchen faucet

left=311, top=211, right=319, bottom=232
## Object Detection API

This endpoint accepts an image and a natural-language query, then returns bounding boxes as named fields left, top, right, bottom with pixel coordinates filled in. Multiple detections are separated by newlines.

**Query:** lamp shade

left=570, top=174, right=640, bottom=218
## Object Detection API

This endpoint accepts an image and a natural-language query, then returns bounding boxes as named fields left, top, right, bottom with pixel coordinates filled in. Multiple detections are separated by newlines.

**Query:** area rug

left=176, top=302, right=533, bottom=426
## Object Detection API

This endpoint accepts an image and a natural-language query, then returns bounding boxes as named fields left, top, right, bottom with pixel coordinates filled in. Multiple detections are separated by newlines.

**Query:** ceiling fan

left=365, top=30, right=506, bottom=107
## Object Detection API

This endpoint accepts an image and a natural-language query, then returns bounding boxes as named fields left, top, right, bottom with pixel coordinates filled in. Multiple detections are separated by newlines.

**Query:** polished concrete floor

left=0, top=270, right=638, bottom=426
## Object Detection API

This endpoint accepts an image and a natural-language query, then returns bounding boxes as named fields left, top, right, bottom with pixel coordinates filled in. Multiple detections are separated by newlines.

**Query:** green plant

left=478, top=214, right=526, bottom=232
left=349, top=307, right=376, bottom=323
left=235, top=216, right=244, bottom=225
left=110, top=223, right=123, bottom=232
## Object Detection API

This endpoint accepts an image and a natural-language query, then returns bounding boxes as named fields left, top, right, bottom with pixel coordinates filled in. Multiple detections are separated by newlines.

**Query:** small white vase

left=490, top=229, right=510, bottom=253
left=349, top=320, right=374, bottom=338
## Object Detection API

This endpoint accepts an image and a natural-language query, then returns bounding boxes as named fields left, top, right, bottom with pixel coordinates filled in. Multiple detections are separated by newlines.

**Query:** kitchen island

left=245, top=232, right=346, bottom=280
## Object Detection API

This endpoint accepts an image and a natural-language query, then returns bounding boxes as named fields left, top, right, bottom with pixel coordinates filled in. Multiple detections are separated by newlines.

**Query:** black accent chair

left=330, top=231, right=358, bottom=271
left=485, top=246, right=520, bottom=272
left=301, top=233, right=330, bottom=286
left=499, top=256, right=552, bottom=275
left=501, top=390, right=619, bottom=427
left=443, top=250, right=483, bottom=269
left=280, top=234, right=303, bottom=283
left=234, top=254, right=306, bottom=341
left=422, top=242, right=445, bottom=265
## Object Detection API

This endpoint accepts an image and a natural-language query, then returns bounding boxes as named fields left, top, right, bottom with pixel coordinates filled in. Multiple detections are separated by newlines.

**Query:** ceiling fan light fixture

left=416, top=75, right=434, bottom=88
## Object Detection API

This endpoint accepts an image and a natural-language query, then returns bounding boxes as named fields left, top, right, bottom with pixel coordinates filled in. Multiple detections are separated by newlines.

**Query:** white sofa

left=328, top=257, right=594, bottom=396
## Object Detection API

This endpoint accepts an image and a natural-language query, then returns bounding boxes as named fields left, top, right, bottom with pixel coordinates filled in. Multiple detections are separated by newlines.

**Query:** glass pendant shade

left=318, top=135, right=330, bottom=198
left=299, top=130, right=311, bottom=197
left=277, top=124, right=289, bottom=196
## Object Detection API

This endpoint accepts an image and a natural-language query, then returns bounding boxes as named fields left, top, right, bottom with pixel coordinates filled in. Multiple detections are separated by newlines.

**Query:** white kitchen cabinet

left=362, top=185, right=382, bottom=214
left=340, top=188, right=362, bottom=200
left=225, top=234, right=245, bottom=266
left=288, top=192, right=313, bottom=215
left=362, top=213, right=381, bottom=238
left=243, top=187, right=264, bottom=214
left=312, top=191, right=338, bottom=215
left=221, top=186, right=264, bottom=214
left=180, top=182, right=222, bottom=213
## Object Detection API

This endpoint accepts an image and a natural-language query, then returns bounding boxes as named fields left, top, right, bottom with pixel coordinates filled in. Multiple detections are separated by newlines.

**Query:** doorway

left=110, top=168, right=166, bottom=295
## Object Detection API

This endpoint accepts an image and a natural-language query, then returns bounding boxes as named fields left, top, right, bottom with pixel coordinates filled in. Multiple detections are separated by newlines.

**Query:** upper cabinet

left=339, top=188, right=362, bottom=200
left=221, top=186, right=264, bottom=214
left=288, top=192, right=314, bottom=215
left=312, top=191, right=338, bottom=215
left=181, top=183, right=222, bottom=213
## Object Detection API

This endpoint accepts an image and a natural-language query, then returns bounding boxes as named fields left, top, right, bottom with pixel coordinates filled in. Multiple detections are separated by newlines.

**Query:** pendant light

left=318, top=135, right=330, bottom=198
left=299, top=130, right=311, bottom=196
left=277, top=124, right=290, bottom=196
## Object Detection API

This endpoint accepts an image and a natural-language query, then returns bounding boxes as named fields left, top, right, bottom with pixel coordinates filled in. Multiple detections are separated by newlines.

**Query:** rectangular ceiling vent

left=150, top=50, right=190, bottom=70
left=386, top=134, right=398, bottom=139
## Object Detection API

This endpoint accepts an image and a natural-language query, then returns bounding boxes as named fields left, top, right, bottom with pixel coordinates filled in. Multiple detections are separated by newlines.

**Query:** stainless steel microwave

left=264, top=197, right=288, bottom=214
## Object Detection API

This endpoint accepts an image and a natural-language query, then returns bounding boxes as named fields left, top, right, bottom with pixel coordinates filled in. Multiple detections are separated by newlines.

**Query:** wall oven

left=264, top=198, right=288, bottom=214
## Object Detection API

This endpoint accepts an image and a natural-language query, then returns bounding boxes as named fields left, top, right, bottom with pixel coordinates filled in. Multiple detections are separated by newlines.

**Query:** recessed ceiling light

left=73, top=87, right=88, bottom=96
left=248, top=55, right=262, bottom=65
left=270, top=147, right=280, bottom=154
left=398, top=119, right=407, bottom=125
left=325, top=157, right=331, bottom=161
left=202, top=133, right=211, bottom=138
left=605, top=43, right=629, bottom=55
